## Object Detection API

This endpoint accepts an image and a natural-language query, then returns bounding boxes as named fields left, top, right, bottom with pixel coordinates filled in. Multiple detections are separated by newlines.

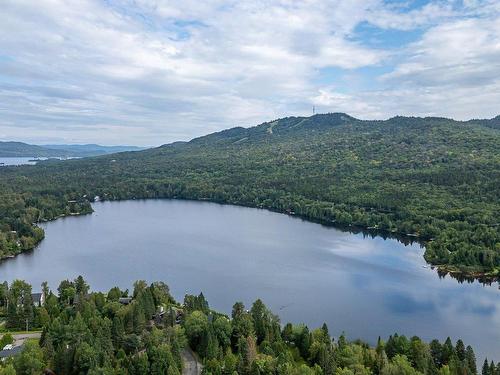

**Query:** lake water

left=0, top=157, right=47, bottom=166
left=0, top=200, right=498, bottom=361
left=0, top=157, right=79, bottom=166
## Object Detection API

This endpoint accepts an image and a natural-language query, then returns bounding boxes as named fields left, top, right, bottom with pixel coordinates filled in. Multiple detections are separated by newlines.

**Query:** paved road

left=8, top=332, right=42, bottom=340
left=182, top=348, right=202, bottom=375
left=3, top=332, right=42, bottom=345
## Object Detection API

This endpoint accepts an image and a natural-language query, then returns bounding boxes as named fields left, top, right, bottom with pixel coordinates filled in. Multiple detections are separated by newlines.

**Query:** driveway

left=182, top=348, right=203, bottom=375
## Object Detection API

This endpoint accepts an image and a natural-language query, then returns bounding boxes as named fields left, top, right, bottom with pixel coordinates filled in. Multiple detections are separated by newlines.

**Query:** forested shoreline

left=0, top=114, right=499, bottom=280
left=1, top=276, right=499, bottom=375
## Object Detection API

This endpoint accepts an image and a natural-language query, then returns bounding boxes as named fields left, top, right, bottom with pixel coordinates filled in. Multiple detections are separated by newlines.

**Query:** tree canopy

left=1, top=276, right=497, bottom=374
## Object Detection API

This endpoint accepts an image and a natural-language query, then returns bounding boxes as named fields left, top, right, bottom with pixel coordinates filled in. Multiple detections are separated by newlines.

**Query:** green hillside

left=43, top=144, right=145, bottom=156
left=0, top=114, right=498, bottom=277
left=0, top=141, right=70, bottom=157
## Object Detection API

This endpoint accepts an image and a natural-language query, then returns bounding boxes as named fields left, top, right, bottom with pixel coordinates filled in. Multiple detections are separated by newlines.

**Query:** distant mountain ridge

left=0, top=141, right=145, bottom=157
left=44, top=144, right=145, bottom=156
left=0, top=141, right=63, bottom=157
left=166, top=112, right=500, bottom=147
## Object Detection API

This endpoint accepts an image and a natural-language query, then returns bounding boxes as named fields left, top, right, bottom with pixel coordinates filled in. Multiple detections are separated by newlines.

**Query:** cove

left=0, top=199, right=498, bottom=361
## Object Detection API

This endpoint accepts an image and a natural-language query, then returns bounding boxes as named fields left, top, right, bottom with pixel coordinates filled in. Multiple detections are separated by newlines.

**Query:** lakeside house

left=31, top=291, right=45, bottom=307
left=0, top=345, right=22, bottom=360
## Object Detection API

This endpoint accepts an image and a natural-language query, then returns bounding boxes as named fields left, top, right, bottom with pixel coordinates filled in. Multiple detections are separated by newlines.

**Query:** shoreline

left=1, top=196, right=498, bottom=284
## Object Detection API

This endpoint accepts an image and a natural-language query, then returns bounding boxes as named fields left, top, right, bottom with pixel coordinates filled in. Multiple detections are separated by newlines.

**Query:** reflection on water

left=0, top=200, right=498, bottom=361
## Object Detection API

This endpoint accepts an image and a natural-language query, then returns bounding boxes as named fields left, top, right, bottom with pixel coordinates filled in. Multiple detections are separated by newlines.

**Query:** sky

left=0, top=0, right=499, bottom=146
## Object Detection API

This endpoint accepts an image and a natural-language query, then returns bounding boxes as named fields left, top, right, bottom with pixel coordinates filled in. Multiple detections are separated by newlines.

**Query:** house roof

left=31, top=292, right=43, bottom=303
left=0, top=345, right=22, bottom=358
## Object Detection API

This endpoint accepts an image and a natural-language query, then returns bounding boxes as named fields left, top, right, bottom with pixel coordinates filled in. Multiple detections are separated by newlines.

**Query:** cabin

left=0, top=345, right=22, bottom=360
left=118, top=297, right=133, bottom=305
left=31, top=291, right=45, bottom=307
left=153, top=306, right=183, bottom=326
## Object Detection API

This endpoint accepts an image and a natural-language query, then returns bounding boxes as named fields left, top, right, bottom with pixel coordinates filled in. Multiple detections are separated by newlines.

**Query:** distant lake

left=0, top=157, right=47, bottom=166
left=0, top=200, right=498, bottom=361
left=0, top=157, right=78, bottom=166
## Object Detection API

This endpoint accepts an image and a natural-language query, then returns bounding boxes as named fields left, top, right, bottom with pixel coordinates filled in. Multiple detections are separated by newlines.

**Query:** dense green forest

left=1, top=276, right=499, bottom=375
left=0, top=113, right=499, bottom=277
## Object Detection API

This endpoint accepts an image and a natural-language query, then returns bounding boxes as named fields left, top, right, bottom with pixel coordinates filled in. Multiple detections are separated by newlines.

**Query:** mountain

left=0, top=141, right=145, bottom=157
left=0, top=141, right=69, bottom=157
left=43, top=144, right=145, bottom=156
left=0, top=113, right=498, bottom=277
left=469, top=115, right=500, bottom=130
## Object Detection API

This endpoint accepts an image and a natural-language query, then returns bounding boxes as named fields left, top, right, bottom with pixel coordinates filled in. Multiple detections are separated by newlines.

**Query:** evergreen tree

left=442, top=338, right=454, bottom=365
left=455, top=339, right=466, bottom=361
left=482, top=359, right=490, bottom=375
left=465, top=345, right=477, bottom=374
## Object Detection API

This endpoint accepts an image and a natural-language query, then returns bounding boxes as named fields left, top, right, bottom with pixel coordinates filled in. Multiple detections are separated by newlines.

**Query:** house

left=31, top=292, right=45, bottom=307
left=118, top=297, right=132, bottom=305
left=0, top=345, right=22, bottom=360
left=152, top=306, right=183, bottom=326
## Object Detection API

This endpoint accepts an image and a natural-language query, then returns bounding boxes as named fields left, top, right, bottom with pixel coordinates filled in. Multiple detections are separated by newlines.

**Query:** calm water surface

left=0, top=157, right=78, bottom=166
left=0, top=157, right=45, bottom=166
left=0, top=200, right=498, bottom=361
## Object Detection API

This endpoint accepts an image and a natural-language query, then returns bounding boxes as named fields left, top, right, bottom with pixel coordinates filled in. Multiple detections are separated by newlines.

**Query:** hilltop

left=0, top=141, right=67, bottom=157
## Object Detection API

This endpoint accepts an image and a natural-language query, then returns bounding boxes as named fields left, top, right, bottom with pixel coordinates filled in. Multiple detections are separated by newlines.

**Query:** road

left=182, top=348, right=203, bottom=375
left=2, top=332, right=42, bottom=346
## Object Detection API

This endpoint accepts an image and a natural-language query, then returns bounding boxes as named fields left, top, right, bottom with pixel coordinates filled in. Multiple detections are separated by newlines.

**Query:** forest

left=0, top=113, right=498, bottom=278
left=0, top=276, right=499, bottom=375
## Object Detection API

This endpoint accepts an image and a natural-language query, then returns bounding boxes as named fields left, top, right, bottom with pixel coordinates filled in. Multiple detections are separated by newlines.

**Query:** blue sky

left=0, top=0, right=499, bottom=145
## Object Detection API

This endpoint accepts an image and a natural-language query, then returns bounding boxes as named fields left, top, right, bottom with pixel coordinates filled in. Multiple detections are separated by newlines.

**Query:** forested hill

left=42, top=143, right=145, bottom=156
left=0, top=113, right=499, bottom=277
left=0, top=141, right=144, bottom=157
left=0, top=141, right=69, bottom=157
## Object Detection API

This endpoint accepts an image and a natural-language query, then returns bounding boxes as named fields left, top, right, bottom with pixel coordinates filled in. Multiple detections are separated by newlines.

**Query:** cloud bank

left=0, top=0, right=499, bottom=145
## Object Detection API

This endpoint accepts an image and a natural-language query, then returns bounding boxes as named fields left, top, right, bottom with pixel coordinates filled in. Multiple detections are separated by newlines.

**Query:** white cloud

left=0, top=0, right=498, bottom=145
left=383, top=17, right=500, bottom=87
left=366, top=1, right=457, bottom=30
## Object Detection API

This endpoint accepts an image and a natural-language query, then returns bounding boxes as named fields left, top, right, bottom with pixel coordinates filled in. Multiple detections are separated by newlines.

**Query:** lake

left=0, top=157, right=79, bottom=166
left=0, top=157, right=47, bottom=166
left=0, top=199, right=498, bottom=361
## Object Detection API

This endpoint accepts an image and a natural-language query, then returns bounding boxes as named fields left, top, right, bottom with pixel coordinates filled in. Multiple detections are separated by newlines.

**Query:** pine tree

left=442, top=337, right=454, bottom=365
left=465, top=345, right=477, bottom=374
left=455, top=339, right=465, bottom=361
left=482, top=359, right=490, bottom=375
